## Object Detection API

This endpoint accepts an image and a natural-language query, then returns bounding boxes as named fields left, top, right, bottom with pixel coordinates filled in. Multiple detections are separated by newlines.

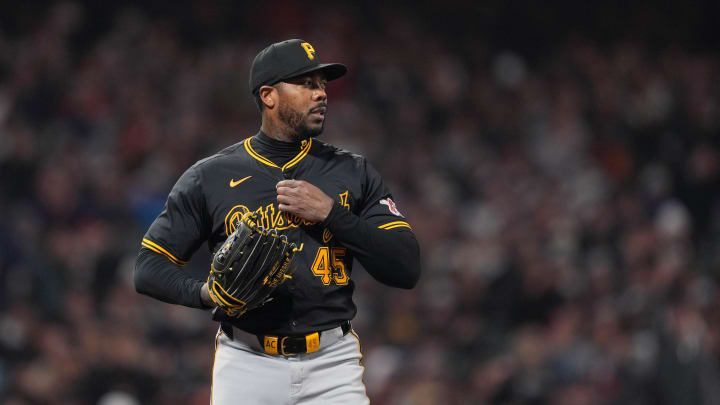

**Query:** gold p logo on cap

left=301, top=42, right=316, bottom=60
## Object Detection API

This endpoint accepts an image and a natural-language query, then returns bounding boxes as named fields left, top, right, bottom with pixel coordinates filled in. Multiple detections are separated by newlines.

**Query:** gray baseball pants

left=211, top=325, right=370, bottom=404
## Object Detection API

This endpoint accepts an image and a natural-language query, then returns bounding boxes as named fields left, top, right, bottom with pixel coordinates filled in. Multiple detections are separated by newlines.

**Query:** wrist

left=320, top=196, right=335, bottom=222
left=320, top=202, right=340, bottom=227
left=200, top=282, right=214, bottom=309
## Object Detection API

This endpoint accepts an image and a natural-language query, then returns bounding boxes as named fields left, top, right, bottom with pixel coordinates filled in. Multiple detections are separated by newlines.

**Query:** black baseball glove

left=207, top=212, right=299, bottom=317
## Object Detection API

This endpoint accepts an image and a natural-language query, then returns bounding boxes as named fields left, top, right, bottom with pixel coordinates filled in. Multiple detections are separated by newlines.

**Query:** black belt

left=221, top=321, right=351, bottom=356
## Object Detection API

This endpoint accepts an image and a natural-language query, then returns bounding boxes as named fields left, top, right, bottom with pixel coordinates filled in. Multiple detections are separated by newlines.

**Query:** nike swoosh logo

left=229, top=176, right=252, bottom=187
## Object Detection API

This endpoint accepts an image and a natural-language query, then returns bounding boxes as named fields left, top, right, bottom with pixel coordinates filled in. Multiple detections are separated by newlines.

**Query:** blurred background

left=1, top=1, right=719, bottom=404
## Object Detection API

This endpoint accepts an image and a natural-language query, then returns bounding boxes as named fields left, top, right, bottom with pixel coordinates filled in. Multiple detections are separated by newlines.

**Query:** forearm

left=134, top=248, right=207, bottom=308
left=322, top=204, right=421, bottom=289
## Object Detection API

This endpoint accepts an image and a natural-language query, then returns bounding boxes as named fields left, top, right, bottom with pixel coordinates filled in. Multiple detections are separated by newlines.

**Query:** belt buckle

left=280, top=336, right=296, bottom=356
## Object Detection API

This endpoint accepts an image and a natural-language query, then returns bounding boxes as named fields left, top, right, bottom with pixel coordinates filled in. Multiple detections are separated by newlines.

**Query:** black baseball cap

left=249, top=39, right=347, bottom=95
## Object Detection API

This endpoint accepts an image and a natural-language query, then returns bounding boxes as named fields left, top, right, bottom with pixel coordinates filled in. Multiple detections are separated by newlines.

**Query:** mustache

left=309, top=103, right=327, bottom=114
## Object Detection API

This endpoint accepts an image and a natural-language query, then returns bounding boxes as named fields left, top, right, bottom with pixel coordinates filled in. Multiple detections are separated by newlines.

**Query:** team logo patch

left=380, top=198, right=404, bottom=217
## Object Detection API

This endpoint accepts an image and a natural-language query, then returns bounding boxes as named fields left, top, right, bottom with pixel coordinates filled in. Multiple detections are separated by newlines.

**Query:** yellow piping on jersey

left=243, top=137, right=312, bottom=171
left=281, top=138, right=312, bottom=170
left=244, top=138, right=279, bottom=168
left=380, top=223, right=412, bottom=230
left=378, top=221, right=412, bottom=230
left=141, top=238, right=188, bottom=266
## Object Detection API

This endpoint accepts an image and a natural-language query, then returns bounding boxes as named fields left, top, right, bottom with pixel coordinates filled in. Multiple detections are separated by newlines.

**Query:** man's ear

left=259, top=86, right=276, bottom=109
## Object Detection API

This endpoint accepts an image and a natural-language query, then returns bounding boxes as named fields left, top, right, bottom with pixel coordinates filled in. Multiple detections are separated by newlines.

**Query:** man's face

left=276, top=71, right=328, bottom=140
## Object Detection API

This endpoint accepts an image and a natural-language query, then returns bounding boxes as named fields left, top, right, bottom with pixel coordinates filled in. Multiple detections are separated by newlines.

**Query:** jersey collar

left=244, top=131, right=313, bottom=172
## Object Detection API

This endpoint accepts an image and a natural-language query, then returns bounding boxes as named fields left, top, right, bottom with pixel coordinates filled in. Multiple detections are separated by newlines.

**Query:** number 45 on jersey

left=310, top=247, right=348, bottom=285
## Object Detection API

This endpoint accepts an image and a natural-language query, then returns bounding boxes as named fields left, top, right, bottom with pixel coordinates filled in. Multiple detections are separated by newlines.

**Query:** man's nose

left=313, top=88, right=327, bottom=101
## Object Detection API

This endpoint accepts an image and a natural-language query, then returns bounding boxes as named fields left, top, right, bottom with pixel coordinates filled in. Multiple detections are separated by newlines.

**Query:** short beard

left=278, top=102, right=324, bottom=141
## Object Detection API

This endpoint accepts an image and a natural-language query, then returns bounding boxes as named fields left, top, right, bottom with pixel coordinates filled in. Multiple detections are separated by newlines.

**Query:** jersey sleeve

left=358, top=161, right=412, bottom=231
left=142, top=166, right=211, bottom=265
left=321, top=157, right=420, bottom=289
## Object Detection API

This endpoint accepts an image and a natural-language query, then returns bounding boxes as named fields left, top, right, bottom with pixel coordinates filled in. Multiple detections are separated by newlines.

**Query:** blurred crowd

left=1, top=2, right=720, bottom=405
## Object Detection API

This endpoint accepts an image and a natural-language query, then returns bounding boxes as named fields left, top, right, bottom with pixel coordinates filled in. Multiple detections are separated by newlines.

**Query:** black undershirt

left=253, top=130, right=305, bottom=166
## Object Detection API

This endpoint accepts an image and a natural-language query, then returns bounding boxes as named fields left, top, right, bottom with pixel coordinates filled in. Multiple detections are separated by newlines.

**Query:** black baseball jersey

left=138, top=131, right=419, bottom=335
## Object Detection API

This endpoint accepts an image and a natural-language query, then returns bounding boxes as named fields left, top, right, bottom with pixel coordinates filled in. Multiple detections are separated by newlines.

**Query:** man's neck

left=260, top=119, right=297, bottom=143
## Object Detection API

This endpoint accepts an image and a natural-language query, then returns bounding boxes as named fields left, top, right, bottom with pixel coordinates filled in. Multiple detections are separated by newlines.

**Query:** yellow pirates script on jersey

left=224, top=203, right=315, bottom=236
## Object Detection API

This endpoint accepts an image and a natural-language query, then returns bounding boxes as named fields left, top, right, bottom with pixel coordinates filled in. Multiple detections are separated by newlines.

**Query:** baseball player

left=134, top=39, right=421, bottom=404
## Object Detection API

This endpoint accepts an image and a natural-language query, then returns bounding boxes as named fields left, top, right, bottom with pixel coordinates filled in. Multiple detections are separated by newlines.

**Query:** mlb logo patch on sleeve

left=380, top=198, right=404, bottom=217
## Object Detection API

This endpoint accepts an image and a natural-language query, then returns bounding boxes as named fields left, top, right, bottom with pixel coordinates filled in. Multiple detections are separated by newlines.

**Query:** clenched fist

left=276, top=179, right=334, bottom=223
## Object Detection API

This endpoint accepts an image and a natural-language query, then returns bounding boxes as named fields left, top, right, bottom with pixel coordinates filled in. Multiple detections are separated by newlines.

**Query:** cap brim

left=281, top=63, right=348, bottom=83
